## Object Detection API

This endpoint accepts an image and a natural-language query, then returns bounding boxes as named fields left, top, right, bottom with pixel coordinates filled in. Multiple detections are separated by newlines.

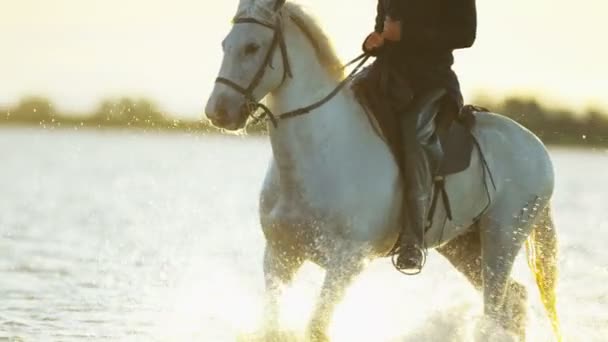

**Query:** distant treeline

left=0, top=97, right=222, bottom=134
left=1, top=96, right=607, bottom=147
left=474, top=96, right=608, bottom=147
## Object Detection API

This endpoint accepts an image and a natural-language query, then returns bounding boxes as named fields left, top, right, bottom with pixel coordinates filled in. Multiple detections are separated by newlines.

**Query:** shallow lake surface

left=0, top=128, right=606, bottom=341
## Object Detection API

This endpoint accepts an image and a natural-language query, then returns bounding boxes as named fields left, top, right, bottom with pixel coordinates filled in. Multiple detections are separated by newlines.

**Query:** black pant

left=398, top=91, right=444, bottom=245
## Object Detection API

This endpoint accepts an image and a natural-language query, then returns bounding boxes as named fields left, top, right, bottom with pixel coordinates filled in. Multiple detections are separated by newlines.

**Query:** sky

left=1, top=0, right=607, bottom=117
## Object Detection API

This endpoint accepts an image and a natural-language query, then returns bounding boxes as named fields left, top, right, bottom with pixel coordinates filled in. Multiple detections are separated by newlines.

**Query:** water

left=0, top=128, right=606, bottom=341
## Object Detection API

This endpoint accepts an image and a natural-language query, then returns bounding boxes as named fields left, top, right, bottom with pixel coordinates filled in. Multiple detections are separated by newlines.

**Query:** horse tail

left=525, top=204, right=562, bottom=342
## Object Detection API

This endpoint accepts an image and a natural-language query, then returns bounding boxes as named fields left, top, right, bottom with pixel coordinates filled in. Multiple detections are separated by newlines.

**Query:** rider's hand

left=383, top=17, right=401, bottom=41
left=363, top=32, right=385, bottom=54
left=365, top=32, right=385, bottom=50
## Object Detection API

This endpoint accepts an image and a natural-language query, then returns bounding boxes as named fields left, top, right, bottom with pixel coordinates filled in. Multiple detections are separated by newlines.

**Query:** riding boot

left=395, top=96, right=443, bottom=273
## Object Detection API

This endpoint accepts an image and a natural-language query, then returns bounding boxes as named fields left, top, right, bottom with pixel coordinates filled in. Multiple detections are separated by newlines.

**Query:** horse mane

left=283, top=4, right=344, bottom=80
left=236, top=1, right=345, bottom=81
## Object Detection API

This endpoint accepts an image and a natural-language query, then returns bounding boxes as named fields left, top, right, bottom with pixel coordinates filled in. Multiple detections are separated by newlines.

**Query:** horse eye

left=244, top=43, right=260, bottom=55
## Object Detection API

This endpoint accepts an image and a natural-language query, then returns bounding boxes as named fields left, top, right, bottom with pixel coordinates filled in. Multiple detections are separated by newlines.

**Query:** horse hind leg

left=503, top=281, right=529, bottom=340
left=477, top=196, right=548, bottom=341
left=437, top=220, right=532, bottom=341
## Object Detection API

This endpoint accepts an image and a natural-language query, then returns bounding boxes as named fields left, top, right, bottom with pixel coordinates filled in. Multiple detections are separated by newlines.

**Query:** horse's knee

left=508, top=281, right=528, bottom=304
left=265, top=245, right=302, bottom=273
left=307, top=320, right=331, bottom=342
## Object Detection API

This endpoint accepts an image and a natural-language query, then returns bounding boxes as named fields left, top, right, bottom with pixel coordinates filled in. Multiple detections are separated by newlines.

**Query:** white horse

left=205, top=1, right=562, bottom=341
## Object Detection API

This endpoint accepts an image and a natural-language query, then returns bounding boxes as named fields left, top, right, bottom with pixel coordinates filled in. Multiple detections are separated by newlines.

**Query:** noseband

left=214, top=15, right=369, bottom=128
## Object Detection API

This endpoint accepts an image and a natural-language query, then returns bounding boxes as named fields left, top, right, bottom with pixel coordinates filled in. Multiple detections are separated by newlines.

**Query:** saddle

left=351, top=65, right=487, bottom=230
left=352, top=74, right=479, bottom=179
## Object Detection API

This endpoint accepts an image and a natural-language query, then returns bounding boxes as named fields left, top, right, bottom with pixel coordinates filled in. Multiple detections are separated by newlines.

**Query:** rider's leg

left=395, top=96, right=443, bottom=273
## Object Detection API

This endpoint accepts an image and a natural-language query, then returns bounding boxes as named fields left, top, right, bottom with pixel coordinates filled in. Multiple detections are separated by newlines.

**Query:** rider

left=363, top=0, right=477, bottom=273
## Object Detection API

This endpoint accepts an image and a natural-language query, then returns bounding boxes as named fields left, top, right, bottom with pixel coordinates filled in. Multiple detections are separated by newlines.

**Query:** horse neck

left=265, top=20, right=372, bottom=185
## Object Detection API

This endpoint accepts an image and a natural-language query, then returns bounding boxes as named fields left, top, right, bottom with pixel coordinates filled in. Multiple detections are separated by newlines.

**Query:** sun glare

left=147, top=260, right=263, bottom=341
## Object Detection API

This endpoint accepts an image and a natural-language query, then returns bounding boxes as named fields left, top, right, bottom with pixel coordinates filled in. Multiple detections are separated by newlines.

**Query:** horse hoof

left=236, top=330, right=300, bottom=342
left=474, top=317, right=520, bottom=342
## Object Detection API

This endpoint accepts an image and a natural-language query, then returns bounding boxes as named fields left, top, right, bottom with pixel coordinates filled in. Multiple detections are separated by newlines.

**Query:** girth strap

left=425, top=176, right=453, bottom=233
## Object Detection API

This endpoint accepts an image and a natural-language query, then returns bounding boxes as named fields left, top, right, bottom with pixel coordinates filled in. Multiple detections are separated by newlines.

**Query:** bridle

left=215, top=17, right=292, bottom=127
left=214, top=12, right=369, bottom=128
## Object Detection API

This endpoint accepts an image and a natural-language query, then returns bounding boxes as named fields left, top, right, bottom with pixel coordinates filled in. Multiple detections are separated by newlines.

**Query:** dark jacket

left=374, top=0, right=477, bottom=111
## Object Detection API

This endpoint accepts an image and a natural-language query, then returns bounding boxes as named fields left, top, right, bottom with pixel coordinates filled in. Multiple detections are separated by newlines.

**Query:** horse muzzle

left=204, top=94, right=250, bottom=131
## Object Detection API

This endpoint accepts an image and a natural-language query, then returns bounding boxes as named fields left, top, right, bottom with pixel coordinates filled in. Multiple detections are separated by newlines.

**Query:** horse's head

left=205, top=0, right=289, bottom=130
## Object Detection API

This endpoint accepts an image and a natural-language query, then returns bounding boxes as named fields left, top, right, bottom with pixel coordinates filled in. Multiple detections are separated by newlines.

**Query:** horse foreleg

left=307, top=255, right=365, bottom=342
left=262, top=244, right=303, bottom=338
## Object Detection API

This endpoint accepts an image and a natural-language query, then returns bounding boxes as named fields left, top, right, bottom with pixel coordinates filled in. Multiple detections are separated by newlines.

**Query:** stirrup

left=391, top=245, right=427, bottom=276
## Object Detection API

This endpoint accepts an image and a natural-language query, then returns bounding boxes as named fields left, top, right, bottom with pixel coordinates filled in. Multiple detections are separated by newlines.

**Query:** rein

left=214, top=16, right=370, bottom=128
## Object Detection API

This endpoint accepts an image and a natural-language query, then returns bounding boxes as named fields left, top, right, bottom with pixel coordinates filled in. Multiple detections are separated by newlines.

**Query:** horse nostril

left=212, top=105, right=230, bottom=125
left=217, top=105, right=227, bottom=119
left=206, top=96, right=229, bottom=123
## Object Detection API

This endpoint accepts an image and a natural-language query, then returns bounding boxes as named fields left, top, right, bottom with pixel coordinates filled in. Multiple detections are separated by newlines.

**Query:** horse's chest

left=260, top=188, right=399, bottom=263
left=262, top=196, right=336, bottom=242
left=259, top=154, right=401, bottom=259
